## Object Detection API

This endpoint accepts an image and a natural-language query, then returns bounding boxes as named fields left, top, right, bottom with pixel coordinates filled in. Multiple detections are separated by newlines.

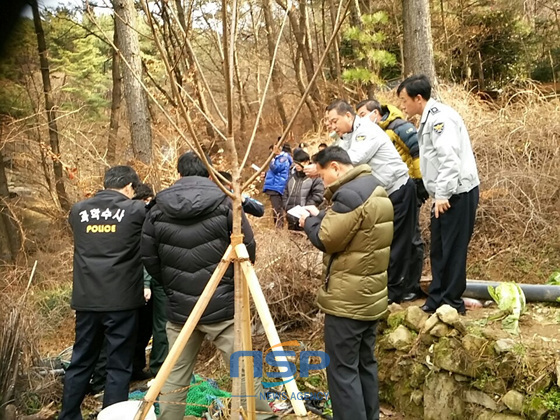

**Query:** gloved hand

left=414, top=178, right=429, bottom=205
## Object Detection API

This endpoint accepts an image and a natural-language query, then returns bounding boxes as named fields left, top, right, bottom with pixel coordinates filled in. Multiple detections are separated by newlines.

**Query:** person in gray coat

left=283, top=149, right=324, bottom=230
left=397, top=74, right=479, bottom=315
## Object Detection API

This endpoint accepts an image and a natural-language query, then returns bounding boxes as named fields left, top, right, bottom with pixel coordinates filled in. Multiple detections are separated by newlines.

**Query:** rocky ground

left=377, top=300, right=560, bottom=420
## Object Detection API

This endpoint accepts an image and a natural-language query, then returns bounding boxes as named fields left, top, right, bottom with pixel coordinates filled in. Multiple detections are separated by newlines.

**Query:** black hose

left=463, top=280, right=560, bottom=303
left=304, top=403, right=333, bottom=420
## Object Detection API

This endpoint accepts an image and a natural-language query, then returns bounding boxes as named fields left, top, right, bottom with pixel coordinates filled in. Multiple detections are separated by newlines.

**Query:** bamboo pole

left=240, top=255, right=256, bottom=419
left=134, top=246, right=234, bottom=420
left=235, top=244, right=308, bottom=416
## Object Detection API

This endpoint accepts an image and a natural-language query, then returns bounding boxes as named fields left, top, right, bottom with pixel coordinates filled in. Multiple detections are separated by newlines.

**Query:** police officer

left=397, top=74, right=479, bottom=315
left=356, top=99, right=429, bottom=301
left=59, top=166, right=146, bottom=420
left=324, top=99, right=418, bottom=304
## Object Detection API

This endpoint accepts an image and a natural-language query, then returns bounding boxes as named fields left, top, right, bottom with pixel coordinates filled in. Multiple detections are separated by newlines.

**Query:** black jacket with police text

left=68, top=189, right=146, bottom=311
left=141, top=176, right=256, bottom=325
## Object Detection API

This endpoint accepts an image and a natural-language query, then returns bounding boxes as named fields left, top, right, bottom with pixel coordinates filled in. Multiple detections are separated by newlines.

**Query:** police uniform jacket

left=304, top=165, right=393, bottom=321
left=335, top=117, right=409, bottom=195
left=141, top=176, right=256, bottom=325
left=68, top=189, right=146, bottom=312
left=417, top=98, right=480, bottom=200
left=377, top=104, right=422, bottom=179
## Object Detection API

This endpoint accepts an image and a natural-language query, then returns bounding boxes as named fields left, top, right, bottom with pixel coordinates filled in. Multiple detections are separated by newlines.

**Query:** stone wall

left=376, top=304, right=560, bottom=420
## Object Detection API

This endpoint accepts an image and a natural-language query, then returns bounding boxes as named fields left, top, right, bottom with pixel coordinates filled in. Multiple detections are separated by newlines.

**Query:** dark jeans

left=89, top=301, right=153, bottom=392
left=407, top=202, right=425, bottom=295
left=133, top=300, right=153, bottom=373
left=426, top=186, right=479, bottom=313
left=149, top=282, right=169, bottom=375
left=59, top=310, right=138, bottom=420
left=324, top=314, right=380, bottom=420
left=387, top=178, right=418, bottom=302
left=266, top=191, right=284, bottom=228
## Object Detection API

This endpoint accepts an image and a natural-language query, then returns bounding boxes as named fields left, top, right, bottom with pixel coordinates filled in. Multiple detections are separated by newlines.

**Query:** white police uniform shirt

left=417, top=98, right=479, bottom=200
left=335, top=116, right=409, bottom=195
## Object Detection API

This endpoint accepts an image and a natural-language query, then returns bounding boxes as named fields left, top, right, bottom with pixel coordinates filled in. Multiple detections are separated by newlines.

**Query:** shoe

left=420, top=304, right=436, bottom=314
left=131, top=370, right=154, bottom=381
left=402, top=293, right=422, bottom=302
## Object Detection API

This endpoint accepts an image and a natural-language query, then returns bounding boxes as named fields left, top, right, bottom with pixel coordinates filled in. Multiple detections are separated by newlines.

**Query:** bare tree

left=174, top=0, right=217, bottom=139
left=402, top=0, right=437, bottom=83
left=0, top=121, right=20, bottom=263
left=261, top=0, right=289, bottom=127
left=31, top=0, right=70, bottom=211
left=277, top=0, right=322, bottom=127
left=107, top=18, right=122, bottom=165
left=327, top=0, right=344, bottom=96
left=112, top=0, right=153, bottom=164
left=87, top=0, right=353, bottom=418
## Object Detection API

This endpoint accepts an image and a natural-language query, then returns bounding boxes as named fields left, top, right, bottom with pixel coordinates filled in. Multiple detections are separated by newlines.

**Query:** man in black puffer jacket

left=141, top=152, right=275, bottom=420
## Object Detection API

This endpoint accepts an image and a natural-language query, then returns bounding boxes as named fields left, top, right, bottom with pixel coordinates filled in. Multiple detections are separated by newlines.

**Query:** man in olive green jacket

left=300, top=146, right=393, bottom=420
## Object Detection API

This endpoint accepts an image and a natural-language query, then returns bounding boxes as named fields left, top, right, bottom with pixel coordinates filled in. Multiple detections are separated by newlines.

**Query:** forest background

left=0, top=0, right=559, bottom=416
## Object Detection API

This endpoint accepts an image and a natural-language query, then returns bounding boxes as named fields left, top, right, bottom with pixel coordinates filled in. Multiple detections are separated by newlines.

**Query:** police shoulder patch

left=356, top=135, right=366, bottom=142
left=433, top=122, right=444, bottom=134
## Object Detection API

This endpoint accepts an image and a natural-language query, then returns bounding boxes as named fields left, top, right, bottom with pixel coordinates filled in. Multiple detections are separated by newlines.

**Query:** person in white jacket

left=397, top=74, right=480, bottom=315
left=323, top=99, right=419, bottom=304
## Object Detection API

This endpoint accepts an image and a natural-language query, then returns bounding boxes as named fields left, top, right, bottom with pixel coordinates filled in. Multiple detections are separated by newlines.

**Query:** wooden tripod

left=134, top=243, right=308, bottom=420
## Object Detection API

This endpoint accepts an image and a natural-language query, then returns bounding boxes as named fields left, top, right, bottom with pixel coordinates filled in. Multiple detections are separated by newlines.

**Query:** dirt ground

left=58, top=298, right=559, bottom=420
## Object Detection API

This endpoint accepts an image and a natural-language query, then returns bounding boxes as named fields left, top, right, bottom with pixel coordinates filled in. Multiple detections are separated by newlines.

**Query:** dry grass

left=438, top=84, right=560, bottom=283
left=252, top=228, right=324, bottom=331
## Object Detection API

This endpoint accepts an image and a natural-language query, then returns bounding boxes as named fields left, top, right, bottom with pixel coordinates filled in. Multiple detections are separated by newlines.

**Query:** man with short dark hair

left=397, top=74, right=479, bottom=314
left=356, top=98, right=427, bottom=301
left=323, top=99, right=418, bottom=304
left=300, top=146, right=393, bottom=420
left=141, top=151, right=275, bottom=420
left=59, top=166, right=146, bottom=420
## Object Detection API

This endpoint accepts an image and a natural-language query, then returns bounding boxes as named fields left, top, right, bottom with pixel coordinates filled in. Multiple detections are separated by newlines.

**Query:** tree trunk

left=294, top=48, right=320, bottom=126
left=261, top=0, right=289, bottom=128
left=233, top=51, right=249, bottom=135
left=174, top=0, right=216, bottom=138
left=31, top=0, right=70, bottom=211
left=402, top=0, right=437, bottom=84
left=107, top=19, right=122, bottom=165
left=327, top=0, right=344, bottom=97
left=0, top=122, right=21, bottom=262
left=249, top=3, right=262, bottom=104
left=112, top=0, right=153, bottom=164
left=282, top=0, right=322, bottom=114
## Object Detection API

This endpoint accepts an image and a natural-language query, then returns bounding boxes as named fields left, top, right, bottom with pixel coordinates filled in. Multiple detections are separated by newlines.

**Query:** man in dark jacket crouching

left=141, top=152, right=275, bottom=420
left=300, top=146, right=393, bottom=420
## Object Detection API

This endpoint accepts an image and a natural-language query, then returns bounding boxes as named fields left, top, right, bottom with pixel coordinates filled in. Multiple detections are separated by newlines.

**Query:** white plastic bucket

left=97, top=400, right=156, bottom=420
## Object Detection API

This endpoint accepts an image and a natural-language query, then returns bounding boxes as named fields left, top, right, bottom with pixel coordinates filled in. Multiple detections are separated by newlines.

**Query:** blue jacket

left=263, top=152, right=293, bottom=194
